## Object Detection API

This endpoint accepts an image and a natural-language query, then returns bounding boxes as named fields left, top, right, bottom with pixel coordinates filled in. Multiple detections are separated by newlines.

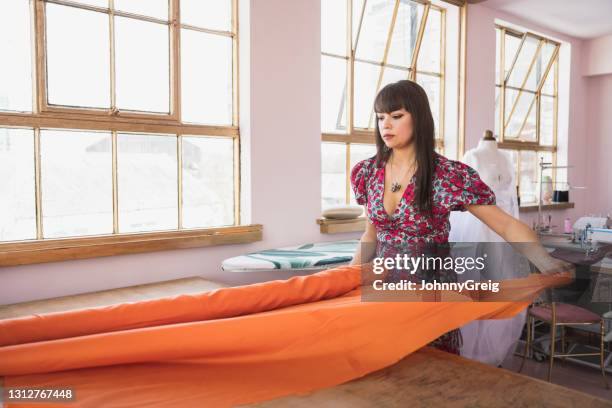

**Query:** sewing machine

left=538, top=216, right=612, bottom=256
left=571, top=216, right=612, bottom=256
left=592, top=228, right=612, bottom=243
left=573, top=216, right=612, bottom=241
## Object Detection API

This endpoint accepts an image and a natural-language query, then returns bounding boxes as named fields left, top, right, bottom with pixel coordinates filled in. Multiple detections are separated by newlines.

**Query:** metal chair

left=519, top=302, right=610, bottom=388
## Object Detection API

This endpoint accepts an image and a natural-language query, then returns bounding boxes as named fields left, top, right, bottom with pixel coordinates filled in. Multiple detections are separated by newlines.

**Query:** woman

left=349, top=80, right=571, bottom=354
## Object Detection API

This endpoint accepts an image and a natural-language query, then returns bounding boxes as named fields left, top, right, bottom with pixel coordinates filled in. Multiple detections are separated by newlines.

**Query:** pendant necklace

left=390, top=153, right=415, bottom=193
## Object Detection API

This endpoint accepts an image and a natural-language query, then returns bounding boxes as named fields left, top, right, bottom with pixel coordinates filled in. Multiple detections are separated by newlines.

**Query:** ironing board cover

left=221, top=240, right=358, bottom=272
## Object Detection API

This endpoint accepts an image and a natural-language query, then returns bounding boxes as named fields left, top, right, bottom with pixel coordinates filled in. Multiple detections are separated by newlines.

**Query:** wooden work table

left=245, top=347, right=612, bottom=407
left=0, top=277, right=226, bottom=319
left=1, top=347, right=609, bottom=407
left=1, top=276, right=611, bottom=407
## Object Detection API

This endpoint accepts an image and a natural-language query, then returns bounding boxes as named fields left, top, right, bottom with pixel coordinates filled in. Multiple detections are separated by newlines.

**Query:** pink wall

left=0, top=1, right=608, bottom=305
left=586, top=74, right=612, bottom=216
left=583, top=34, right=612, bottom=77
left=583, top=34, right=612, bottom=217
left=465, top=3, right=591, bottom=230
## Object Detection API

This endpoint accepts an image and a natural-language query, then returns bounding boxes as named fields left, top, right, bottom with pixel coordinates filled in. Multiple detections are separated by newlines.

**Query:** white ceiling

left=481, top=0, right=612, bottom=39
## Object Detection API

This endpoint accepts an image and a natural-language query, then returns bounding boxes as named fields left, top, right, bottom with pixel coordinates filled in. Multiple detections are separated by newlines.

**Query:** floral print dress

left=351, top=152, right=496, bottom=354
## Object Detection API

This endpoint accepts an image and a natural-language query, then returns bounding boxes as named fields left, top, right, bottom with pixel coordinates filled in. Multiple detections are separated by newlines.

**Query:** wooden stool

left=519, top=302, right=609, bottom=388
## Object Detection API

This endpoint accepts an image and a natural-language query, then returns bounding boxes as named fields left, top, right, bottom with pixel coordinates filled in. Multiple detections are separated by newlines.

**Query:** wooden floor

left=0, top=277, right=226, bottom=319
left=503, top=351, right=612, bottom=401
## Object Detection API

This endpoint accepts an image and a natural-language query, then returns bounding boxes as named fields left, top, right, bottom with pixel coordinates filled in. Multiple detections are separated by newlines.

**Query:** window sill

left=0, top=225, right=263, bottom=267
left=317, top=217, right=366, bottom=234
left=518, top=202, right=575, bottom=213
left=316, top=202, right=576, bottom=233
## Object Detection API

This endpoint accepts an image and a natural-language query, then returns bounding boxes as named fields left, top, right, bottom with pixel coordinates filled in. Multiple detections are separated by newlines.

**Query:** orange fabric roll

left=1, top=267, right=571, bottom=407
left=0, top=265, right=361, bottom=347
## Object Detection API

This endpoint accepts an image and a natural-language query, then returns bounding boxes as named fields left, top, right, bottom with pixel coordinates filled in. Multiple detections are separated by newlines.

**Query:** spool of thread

left=564, top=218, right=572, bottom=234
left=553, top=190, right=569, bottom=202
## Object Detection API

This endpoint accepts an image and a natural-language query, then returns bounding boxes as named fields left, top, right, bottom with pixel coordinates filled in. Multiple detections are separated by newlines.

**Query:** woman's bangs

left=374, top=83, right=407, bottom=114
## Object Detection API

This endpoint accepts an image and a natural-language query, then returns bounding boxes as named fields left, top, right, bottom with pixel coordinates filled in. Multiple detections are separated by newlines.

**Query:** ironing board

left=221, top=240, right=358, bottom=272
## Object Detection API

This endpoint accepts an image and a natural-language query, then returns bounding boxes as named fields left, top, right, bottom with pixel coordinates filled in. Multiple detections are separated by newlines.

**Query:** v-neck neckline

left=380, top=164, right=416, bottom=219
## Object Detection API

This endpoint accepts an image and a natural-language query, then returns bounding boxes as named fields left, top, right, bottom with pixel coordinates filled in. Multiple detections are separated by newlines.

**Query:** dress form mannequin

left=450, top=130, right=528, bottom=366
left=462, top=131, right=518, bottom=224
left=449, top=130, right=517, bottom=240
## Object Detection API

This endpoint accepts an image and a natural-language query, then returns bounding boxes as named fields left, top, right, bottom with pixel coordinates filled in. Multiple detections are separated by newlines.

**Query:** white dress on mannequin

left=450, top=139, right=528, bottom=366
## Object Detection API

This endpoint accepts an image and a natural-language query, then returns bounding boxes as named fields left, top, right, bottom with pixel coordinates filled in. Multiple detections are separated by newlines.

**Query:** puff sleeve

left=350, top=159, right=370, bottom=206
left=446, top=161, right=496, bottom=212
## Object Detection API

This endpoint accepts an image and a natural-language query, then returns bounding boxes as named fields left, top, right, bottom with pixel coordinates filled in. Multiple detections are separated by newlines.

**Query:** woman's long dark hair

left=374, top=80, right=435, bottom=214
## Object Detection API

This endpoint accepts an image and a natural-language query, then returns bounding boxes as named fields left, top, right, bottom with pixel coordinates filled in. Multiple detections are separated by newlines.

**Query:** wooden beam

left=317, top=217, right=366, bottom=234
left=0, top=112, right=238, bottom=137
left=0, top=225, right=263, bottom=266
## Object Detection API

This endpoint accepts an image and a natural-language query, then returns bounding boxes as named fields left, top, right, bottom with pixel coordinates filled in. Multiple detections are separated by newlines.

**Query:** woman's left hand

left=535, top=255, right=576, bottom=277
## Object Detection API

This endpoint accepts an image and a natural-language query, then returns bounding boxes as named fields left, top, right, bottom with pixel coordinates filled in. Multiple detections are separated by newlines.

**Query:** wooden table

left=2, top=278, right=611, bottom=407
left=245, top=347, right=612, bottom=407
left=0, top=277, right=225, bottom=319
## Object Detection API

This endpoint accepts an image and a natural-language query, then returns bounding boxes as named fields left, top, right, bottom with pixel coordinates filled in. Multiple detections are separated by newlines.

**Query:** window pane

left=181, top=29, right=233, bottom=125
left=349, top=144, right=376, bottom=206
left=519, top=150, right=537, bottom=204
left=386, top=0, right=423, bottom=68
left=322, top=0, right=347, bottom=57
left=540, top=96, right=554, bottom=146
left=504, top=32, right=521, bottom=81
left=519, top=98, right=537, bottom=142
left=115, top=17, right=170, bottom=113
left=417, top=8, right=441, bottom=73
left=354, top=61, right=380, bottom=129
left=503, top=88, right=518, bottom=128
left=182, top=136, right=234, bottom=228
left=0, top=1, right=32, bottom=112
left=352, top=0, right=365, bottom=47
left=181, top=0, right=231, bottom=31
left=517, top=151, right=553, bottom=205
left=506, top=35, right=539, bottom=90
left=71, top=0, right=108, bottom=7
left=46, top=4, right=110, bottom=108
left=536, top=151, right=553, bottom=204
left=380, top=66, right=409, bottom=87
left=0, top=128, right=36, bottom=241
left=355, top=0, right=395, bottom=62
left=321, top=55, right=347, bottom=133
left=542, top=58, right=556, bottom=95
left=114, top=0, right=168, bottom=20
left=505, top=91, right=535, bottom=140
left=530, top=42, right=556, bottom=91
left=369, top=66, right=409, bottom=128
left=118, top=134, right=177, bottom=233
left=416, top=74, right=441, bottom=137
left=41, top=130, right=113, bottom=238
left=322, top=143, right=346, bottom=210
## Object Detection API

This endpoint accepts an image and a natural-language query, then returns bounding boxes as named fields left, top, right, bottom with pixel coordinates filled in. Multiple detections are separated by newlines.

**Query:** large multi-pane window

left=0, top=0, right=237, bottom=243
left=321, top=0, right=462, bottom=210
left=495, top=25, right=560, bottom=204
